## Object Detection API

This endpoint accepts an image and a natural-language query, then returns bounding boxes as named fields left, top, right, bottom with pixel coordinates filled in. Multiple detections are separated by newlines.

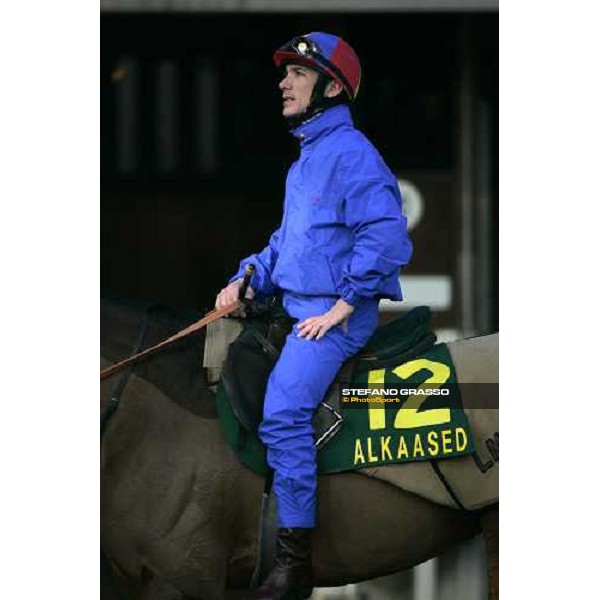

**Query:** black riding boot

left=251, top=528, right=314, bottom=600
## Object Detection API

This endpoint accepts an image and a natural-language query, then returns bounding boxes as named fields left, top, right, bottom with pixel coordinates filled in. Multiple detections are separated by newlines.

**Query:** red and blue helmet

left=273, top=32, right=361, bottom=101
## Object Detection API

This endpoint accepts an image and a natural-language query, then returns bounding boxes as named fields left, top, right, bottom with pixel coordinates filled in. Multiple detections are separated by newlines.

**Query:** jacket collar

left=290, top=104, right=353, bottom=147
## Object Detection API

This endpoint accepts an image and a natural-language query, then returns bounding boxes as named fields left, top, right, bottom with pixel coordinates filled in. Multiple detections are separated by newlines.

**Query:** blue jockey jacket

left=232, top=104, right=412, bottom=306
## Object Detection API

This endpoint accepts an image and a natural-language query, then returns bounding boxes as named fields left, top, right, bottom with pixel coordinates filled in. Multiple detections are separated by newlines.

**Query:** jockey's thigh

left=259, top=294, right=378, bottom=455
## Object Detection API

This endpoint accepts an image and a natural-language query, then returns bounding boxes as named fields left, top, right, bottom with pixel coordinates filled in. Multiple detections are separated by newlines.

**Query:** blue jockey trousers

left=258, top=293, right=379, bottom=528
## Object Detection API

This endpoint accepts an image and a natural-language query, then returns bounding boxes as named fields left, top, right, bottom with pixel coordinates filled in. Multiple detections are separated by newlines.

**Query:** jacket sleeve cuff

left=341, top=288, right=366, bottom=308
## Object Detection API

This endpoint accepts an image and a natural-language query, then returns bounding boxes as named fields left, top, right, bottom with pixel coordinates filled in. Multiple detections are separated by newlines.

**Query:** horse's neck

left=100, top=296, right=217, bottom=420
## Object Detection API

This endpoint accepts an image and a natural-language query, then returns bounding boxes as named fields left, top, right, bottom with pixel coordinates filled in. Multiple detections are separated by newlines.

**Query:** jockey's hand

left=296, top=298, right=355, bottom=341
left=215, top=279, right=255, bottom=317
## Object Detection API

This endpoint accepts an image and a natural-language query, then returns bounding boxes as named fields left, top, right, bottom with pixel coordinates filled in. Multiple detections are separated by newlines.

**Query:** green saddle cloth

left=216, top=306, right=474, bottom=476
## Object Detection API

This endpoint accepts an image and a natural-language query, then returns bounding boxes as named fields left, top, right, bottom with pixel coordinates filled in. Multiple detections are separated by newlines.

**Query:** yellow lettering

left=427, top=430, right=440, bottom=456
left=381, top=436, right=393, bottom=461
left=456, top=427, right=467, bottom=451
left=367, top=369, right=386, bottom=430
left=367, top=437, right=378, bottom=462
left=354, top=439, right=365, bottom=465
left=392, top=359, right=452, bottom=429
left=442, top=429, right=452, bottom=454
left=397, top=436, right=409, bottom=459
left=413, top=434, right=425, bottom=457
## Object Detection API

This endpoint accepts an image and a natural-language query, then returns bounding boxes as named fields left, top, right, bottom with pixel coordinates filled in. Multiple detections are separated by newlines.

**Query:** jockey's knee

left=258, top=404, right=314, bottom=449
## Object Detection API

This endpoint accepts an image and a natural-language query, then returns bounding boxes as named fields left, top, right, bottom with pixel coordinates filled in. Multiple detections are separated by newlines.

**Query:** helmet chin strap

left=286, top=72, right=348, bottom=130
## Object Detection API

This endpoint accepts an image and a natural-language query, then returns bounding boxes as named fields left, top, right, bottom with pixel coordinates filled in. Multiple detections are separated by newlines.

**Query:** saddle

left=220, top=303, right=436, bottom=450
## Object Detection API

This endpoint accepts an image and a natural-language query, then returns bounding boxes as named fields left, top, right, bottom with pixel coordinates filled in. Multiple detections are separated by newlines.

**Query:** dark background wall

left=101, top=12, right=498, bottom=333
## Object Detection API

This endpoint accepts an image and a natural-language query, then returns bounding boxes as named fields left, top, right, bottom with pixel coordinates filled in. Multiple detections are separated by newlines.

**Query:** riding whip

left=100, top=264, right=255, bottom=381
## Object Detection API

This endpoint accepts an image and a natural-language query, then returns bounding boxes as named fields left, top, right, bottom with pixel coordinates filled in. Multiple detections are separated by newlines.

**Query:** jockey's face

left=278, top=63, right=320, bottom=118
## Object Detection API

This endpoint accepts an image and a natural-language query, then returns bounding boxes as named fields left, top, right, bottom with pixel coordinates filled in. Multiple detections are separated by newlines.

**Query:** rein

left=100, top=265, right=255, bottom=381
left=100, top=303, right=241, bottom=381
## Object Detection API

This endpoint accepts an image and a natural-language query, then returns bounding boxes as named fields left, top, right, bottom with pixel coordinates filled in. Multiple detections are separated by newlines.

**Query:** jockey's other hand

left=296, top=298, right=355, bottom=341
left=215, top=279, right=255, bottom=317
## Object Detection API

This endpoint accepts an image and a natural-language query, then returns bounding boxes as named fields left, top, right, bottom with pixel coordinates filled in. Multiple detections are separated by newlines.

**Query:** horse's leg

left=480, top=504, right=499, bottom=600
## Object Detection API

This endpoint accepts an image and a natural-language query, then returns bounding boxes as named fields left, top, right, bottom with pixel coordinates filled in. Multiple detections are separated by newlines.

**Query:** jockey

left=215, top=32, right=413, bottom=600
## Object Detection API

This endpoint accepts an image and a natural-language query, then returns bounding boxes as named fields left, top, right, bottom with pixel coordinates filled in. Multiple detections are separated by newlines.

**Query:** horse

left=100, top=294, right=499, bottom=600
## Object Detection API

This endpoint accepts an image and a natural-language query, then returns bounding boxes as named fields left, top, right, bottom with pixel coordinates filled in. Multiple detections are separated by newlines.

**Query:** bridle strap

left=100, top=305, right=154, bottom=439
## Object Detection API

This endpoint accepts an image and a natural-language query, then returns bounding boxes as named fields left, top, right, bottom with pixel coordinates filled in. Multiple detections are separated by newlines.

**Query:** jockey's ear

left=324, top=79, right=343, bottom=98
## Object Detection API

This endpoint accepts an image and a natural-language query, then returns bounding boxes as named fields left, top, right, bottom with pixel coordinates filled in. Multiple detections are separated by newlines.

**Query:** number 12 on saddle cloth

left=321, top=342, right=474, bottom=473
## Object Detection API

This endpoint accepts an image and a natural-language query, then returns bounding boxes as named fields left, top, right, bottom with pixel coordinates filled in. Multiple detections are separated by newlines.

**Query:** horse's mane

left=100, top=291, right=217, bottom=419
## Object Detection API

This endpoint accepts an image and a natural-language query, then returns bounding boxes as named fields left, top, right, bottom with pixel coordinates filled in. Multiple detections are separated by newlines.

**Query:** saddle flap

left=222, top=322, right=276, bottom=433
